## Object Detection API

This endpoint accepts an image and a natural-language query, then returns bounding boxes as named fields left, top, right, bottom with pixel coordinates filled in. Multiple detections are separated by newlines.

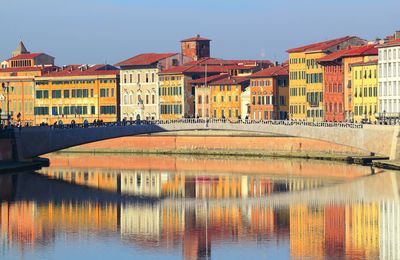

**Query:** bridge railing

left=152, top=119, right=364, bottom=129
left=8, top=118, right=365, bottom=131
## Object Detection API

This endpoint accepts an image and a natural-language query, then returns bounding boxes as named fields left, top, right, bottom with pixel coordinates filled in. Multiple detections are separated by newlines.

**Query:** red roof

left=349, top=59, right=378, bottom=67
left=115, top=53, right=178, bottom=66
left=42, top=64, right=119, bottom=77
left=181, top=36, right=210, bottom=42
left=250, top=64, right=289, bottom=78
left=0, top=66, right=44, bottom=73
left=287, top=36, right=359, bottom=53
left=378, top=38, right=400, bottom=48
left=7, top=53, right=46, bottom=61
left=160, top=64, right=233, bottom=74
left=189, top=73, right=229, bottom=84
left=209, top=76, right=250, bottom=85
left=185, top=58, right=272, bottom=66
left=318, top=44, right=378, bottom=63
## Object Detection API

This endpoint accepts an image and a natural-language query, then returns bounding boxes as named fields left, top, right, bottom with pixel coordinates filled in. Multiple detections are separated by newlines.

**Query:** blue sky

left=1, top=0, right=399, bottom=65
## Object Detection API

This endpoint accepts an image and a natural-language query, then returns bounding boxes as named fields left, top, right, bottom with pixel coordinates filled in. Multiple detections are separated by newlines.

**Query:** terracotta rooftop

left=42, top=64, right=119, bottom=77
left=349, top=59, right=378, bottom=67
left=115, top=53, right=178, bottom=66
left=208, top=76, right=250, bottom=85
left=189, top=73, right=229, bottom=85
left=378, top=38, right=400, bottom=48
left=7, top=53, right=47, bottom=61
left=181, top=35, right=211, bottom=42
left=287, top=36, right=358, bottom=53
left=159, top=64, right=232, bottom=74
left=187, top=58, right=272, bottom=66
left=318, top=44, right=378, bottom=63
left=0, top=66, right=45, bottom=73
left=250, top=64, right=289, bottom=78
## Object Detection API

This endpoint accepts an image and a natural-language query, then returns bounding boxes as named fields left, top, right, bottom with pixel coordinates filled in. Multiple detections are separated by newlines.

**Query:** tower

left=181, top=34, right=211, bottom=61
left=12, top=41, right=30, bottom=57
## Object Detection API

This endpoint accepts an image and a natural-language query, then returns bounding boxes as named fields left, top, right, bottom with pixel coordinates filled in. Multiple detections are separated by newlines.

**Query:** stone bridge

left=5, top=119, right=400, bottom=161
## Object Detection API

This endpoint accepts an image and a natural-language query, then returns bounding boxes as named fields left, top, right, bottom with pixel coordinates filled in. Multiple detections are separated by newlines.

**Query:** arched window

left=123, top=93, right=128, bottom=104
left=129, top=93, right=133, bottom=104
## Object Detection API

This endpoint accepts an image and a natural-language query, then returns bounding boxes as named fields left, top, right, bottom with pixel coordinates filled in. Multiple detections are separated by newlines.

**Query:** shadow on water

left=0, top=154, right=399, bottom=260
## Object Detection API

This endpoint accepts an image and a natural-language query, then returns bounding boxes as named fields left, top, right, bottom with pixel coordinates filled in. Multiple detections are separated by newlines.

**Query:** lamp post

left=383, top=110, right=386, bottom=125
left=2, top=82, right=13, bottom=126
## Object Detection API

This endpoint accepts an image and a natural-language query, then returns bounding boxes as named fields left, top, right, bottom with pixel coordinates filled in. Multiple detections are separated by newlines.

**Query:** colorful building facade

left=0, top=42, right=55, bottom=126
left=288, top=36, right=366, bottom=122
left=377, top=38, right=400, bottom=120
left=351, top=60, right=379, bottom=123
left=209, top=76, right=249, bottom=120
left=34, top=64, right=120, bottom=125
left=159, top=58, right=270, bottom=119
left=116, top=53, right=190, bottom=121
left=318, top=44, right=378, bottom=122
left=191, top=73, right=228, bottom=119
left=249, top=64, right=289, bottom=120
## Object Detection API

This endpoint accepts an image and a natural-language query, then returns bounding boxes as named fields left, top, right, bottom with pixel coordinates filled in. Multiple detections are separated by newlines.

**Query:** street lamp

left=1, top=82, right=14, bottom=126
left=383, top=110, right=386, bottom=125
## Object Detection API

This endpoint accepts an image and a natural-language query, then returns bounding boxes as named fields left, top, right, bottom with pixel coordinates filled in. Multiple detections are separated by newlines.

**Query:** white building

left=115, top=53, right=190, bottom=120
left=378, top=38, right=400, bottom=120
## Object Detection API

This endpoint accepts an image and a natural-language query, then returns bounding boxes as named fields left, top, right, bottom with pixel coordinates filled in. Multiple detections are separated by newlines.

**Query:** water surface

left=0, top=154, right=398, bottom=260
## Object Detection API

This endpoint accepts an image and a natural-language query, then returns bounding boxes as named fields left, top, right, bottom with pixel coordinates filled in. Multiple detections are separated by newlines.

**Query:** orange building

left=0, top=42, right=55, bottom=126
left=34, top=64, right=120, bottom=125
left=249, top=64, right=289, bottom=120
left=318, top=44, right=378, bottom=122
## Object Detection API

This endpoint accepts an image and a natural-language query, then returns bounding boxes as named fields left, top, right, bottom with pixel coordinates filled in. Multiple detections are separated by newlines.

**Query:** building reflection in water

left=0, top=154, right=400, bottom=259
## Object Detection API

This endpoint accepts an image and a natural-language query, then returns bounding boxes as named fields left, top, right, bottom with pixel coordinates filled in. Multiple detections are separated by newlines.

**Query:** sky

left=1, top=0, right=399, bottom=65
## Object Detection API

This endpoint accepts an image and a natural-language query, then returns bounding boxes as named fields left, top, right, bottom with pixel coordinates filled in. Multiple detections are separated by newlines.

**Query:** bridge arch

left=10, top=121, right=400, bottom=160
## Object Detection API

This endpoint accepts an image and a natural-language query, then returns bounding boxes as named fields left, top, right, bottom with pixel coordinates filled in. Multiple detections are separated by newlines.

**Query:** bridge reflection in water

left=0, top=154, right=399, bottom=259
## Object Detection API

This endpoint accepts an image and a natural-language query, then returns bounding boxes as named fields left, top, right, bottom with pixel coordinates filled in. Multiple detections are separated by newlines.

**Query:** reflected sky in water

left=0, top=154, right=398, bottom=260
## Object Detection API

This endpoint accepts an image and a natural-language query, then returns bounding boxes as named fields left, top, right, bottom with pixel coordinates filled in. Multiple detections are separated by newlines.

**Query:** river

left=0, top=153, right=398, bottom=260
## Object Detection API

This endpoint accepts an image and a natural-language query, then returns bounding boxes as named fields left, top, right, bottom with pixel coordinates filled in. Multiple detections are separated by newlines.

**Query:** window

left=64, top=90, right=69, bottom=98
left=52, top=90, right=61, bottom=98
left=100, top=89, right=107, bottom=97
left=100, top=106, right=116, bottom=114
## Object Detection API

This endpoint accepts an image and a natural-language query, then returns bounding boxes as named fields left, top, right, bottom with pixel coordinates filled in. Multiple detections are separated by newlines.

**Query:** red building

left=248, top=64, right=289, bottom=120
left=318, top=44, right=378, bottom=122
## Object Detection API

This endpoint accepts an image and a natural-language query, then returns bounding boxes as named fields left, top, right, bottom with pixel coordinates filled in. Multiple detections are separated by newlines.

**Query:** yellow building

left=0, top=41, right=55, bottom=126
left=351, top=60, right=379, bottom=123
left=34, top=64, right=120, bottom=125
left=287, top=36, right=366, bottom=121
left=345, top=203, right=380, bottom=259
left=209, top=76, right=249, bottom=120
